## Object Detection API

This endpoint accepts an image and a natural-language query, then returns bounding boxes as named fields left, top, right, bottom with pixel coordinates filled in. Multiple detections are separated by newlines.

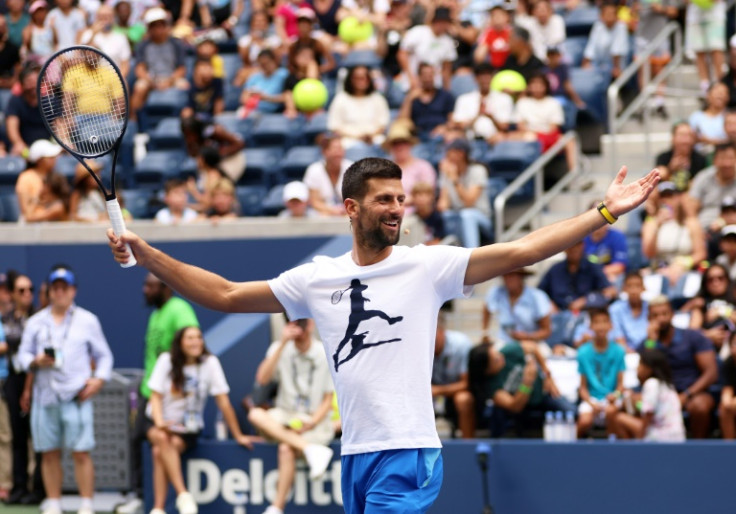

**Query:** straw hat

left=383, top=121, right=418, bottom=151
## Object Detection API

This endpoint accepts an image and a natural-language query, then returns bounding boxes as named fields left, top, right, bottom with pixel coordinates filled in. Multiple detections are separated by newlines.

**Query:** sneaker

left=6, top=488, right=29, bottom=505
left=78, top=508, right=95, bottom=514
left=116, top=498, right=143, bottom=513
left=21, top=490, right=46, bottom=505
left=150, top=509, right=167, bottom=514
left=263, top=506, right=284, bottom=514
left=176, top=492, right=198, bottom=514
left=41, top=507, right=62, bottom=514
left=303, top=444, right=334, bottom=480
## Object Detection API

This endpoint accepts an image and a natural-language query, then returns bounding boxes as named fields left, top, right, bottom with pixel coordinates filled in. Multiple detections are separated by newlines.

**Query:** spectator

left=685, top=263, right=735, bottom=356
left=609, top=272, right=649, bottom=351
left=686, top=0, right=726, bottom=94
left=473, top=5, right=511, bottom=68
left=432, top=312, right=474, bottom=438
left=6, top=0, right=29, bottom=49
left=519, top=0, right=566, bottom=61
left=383, top=121, right=436, bottom=207
left=77, top=4, right=131, bottom=77
left=581, top=1, right=629, bottom=79
left=0, top=312, right=8, bottom=501
left=437, top=138, right=491, bottom=248
left=203, top=177, right=239, bottom=221
left=17, top=266, right=114, bottom=514
left=377, top=0, right=413, bottom=80
left=69, top=163, right=106, bottom=222
left=1, top=274, right=44, bottom=506
left=112, top=0, right=146, bottom=47
left=716, top=225, right=736, bottom=280
left=274, top=0, right=309, bottom=44
left=181, top=115, right=246, bottom=183
left=24, top=171, right=69, bottom=222
left=182, top=58, right=224, bottom=119
left=688, top=82, right=729, bottom=147
left=327, top=65, right=390, bottom=147
left=15, top=140, right=61, bottom=222
left=186, top=147, right=230, bottom=213
left=707, top=196, right=736, bottom=261
left=654, top=122, right=707, bottom=192
left=279, top=180, right=318, bottom=218
left=411, top=181, right=445, bottom=245
left=0, top=15, right=21, bottom=89
left=687, top=142, right=736, bottom=230
left=642, top=181, right=706, bottom=285
left=502, top=25, right=544, bottom=83
left=248, top=318, right=335, bottom=513
left=643, top=296, right=718, bottom=439
left=130, top=8, right=189, bottom=119
left=447, top=12, right=478, bottom=76
left=399, top=62, right=454, bottom=141
left=240, top=48, right=289, bottom=116
left=303, top=133, right=351, bottom=216
left=283, top=43, right=321, bottom=118
left=725, top=109, right=736, bottom=146
left=576, top=307, right=625, bottom=438
left=287, top=8, right=335, bottom=75
left=6, top=64, right=51, bottom=156
left=22, top=1, right=54, bottom=60
left=146, top=326, right=253, bottom=514
left=235, top=10, right=282, bottom=87
left=451, top=62, right=513, bottom=143
left=398, top=6, right=457, bottom=90
left=196, top=0, right=243, bottom=31
left=583, top=203, right=629, bottom=284
left=155, top=178, right=199, bottom=225
left=719, top=332, right=736, bottom=438
left=545, top=46, right=586, bottom=110
left=46, top=0, right=87, bottom=51
left=482, top=267, right=552, bottom=350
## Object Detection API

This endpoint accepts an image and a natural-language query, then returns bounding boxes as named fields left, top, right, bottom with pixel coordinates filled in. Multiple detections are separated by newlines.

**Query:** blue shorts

left=341, top=448, right=443, bottom=513
left=31, top=400, right=95, bottom=453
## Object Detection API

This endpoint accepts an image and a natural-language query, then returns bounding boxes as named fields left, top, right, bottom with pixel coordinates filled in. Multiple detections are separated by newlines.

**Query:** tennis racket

left=331, top=286, right=351, bottom=305
left=37, top=45, right=136, bottom=267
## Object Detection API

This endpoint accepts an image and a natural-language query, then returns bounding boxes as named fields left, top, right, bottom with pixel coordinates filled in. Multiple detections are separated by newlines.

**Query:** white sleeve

left=268, top=262, right=316, bottom=321
left=264, top=342, right=283, bottom=381
left=452, top=93, right=474, bottom=122
left=400, top=26, right=420, bottom=51
left=548, top=98, right=565, bottom=126
left=419, top=245, right=473, bottom=301
left=640, top=378, right=658, bottom=414
left=205, top=356, right=230, bottom=396
left=492, top=93, right=514, bottom=124
left=148, top=353, right=172, bottom=394
left=442, top=37, right=458, bottom=62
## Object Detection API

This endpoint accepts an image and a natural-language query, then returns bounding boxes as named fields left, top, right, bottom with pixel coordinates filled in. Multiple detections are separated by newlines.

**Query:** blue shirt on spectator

left=583, top=20, right=629, bottom=72
left=245, top=68, right=289, bottom=113
left=538, top=259, right=610, bottom=310
left=610, top=299, right=648, bottom=350
left=577, top=340, right=626, bottom=400
left=689, top=110, right=727, bottom=144
left=485, top=285, right=552, bottom=346
left=411, top=89, right=455, bottom=137
left=584, top=228, right=628, bottom=268
left=432, top=329, right=472, bottom=385
left=648, top=328, right=713, bottom=393
left=6, top=94, right=52, bottom=147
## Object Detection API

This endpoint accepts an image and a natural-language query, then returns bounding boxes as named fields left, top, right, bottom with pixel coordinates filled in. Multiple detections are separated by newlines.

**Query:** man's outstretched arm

left=465, top=166, right=659, bottom=286
left=107, top=229, right=283, bottom=313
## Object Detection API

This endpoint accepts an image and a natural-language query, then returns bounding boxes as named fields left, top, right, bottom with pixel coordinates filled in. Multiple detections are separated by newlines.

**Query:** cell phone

left=44, top=347, right=56, bottom=359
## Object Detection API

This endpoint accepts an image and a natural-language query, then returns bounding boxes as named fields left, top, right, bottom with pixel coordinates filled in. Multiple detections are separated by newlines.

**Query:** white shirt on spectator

left=518, top=14, right=567, bottom=61
left=689, top=166, right=736, bottom=228
left=79, top=28, right=131, bottom=67
left=583, top=20, right=630, bottom=70
left=515, top=96, right=564, bottom=133
left=342, top=0, right=390, bottom=13
left=327, top=92, right=390, bottom=144
left=154, top=207, right=199, bottom=225
left=400, top=25, right=457, bottom=86
left=303, top=158, right=352, bottom=209
left=46, top=7, right=87, bottom=50
left=641, top=377, right=685, bottom=442
left=237, top=34, right=282, bottom=64
left=452, top=90, right=514, bottom=139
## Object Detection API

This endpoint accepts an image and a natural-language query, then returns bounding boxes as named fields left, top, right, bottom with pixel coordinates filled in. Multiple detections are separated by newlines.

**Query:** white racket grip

left=106, top=199, right=137, bottom=268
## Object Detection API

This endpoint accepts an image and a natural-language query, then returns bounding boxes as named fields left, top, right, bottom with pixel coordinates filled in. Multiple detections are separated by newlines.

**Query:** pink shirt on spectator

left=276, top=3, right=310, bottom=39
left=400, top=158, right=437, bottom=198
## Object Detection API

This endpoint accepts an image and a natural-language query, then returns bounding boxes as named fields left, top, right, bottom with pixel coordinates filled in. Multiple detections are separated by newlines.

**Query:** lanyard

left=44, top=307, right=75, bottom=351
left=291, top=352, right=316, bottom=411
left=185, top=364, right=202, bottom=415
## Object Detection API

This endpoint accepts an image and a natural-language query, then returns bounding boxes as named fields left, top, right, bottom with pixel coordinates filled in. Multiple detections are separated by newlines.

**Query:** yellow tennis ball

left=338, top=16, right=373, bottom=44
left=292, top=78, right=328, bottom=113
left=288, top=418, right=303, bottom=430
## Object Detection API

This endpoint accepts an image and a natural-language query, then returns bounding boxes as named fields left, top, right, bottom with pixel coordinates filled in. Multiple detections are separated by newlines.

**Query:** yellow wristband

left=597, top=202, right=618, bottom=224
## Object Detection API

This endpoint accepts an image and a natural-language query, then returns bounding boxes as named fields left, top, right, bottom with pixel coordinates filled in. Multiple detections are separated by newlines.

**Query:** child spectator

left=719, top=332, right=736, bottom=438
left=686, top=0, right=726, bottom=95
left=195, top=38, right=225, bottom=80
left=240, top=49, right=289, bottom=117
left=474, top=5, right=511, bottom=68
left=576, top=308, right=626, bottom=438
left=609, top=272, right=649, bottom=351
left=155, top=179, right=198, bottom=225
left=545, top=46, right=586, bottom=110
left=46, top=0, right=86, bottom=51
left=688, top=82, right=729, bottom=148
left=607, top=349, right=685, bottom=441
left=583, top=201, right=629, bottom=284
left=717, top=226, right=736, bottom=280
left=69, top=163, right=106, bottom=222
left=451, top=63, right=513, bottom=143
left=398, top=62, right=454, bottom=141
left=25, top=172, right=69, bottom=222
left=287, top=8, right=335, bottom=75
left=22, top=1, right=54, bottom=60
left=581, top=1, right=629, bottom=79
left=235, top=10, right=281, bottom=87
left=278, top=181, right=317, bottom=218
left=411, top=182, right=445, bottom=245
left=182, top=58, right=224, bottom=119
left=203, top=178, right=238, bottom=221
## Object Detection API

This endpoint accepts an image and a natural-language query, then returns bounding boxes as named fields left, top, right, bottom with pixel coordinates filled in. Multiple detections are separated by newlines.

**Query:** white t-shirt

left=146, top=353, right=230, bottom=431
left=520, top=14, right=567, bottom=61
left=641, top=377, right=686, bottom=442
left=514, top=96, right=564, bottom=133
left=302, top=159, right=352, bottom=208
left=400, top=25, right=457, bottom=86
left=155, top=207, right=199, bottom=225
left=452, top=90, right=514, bottom=139
left=79, top=29, right=131, bottom=67
left=268, top=244, right=473, bottom=455
left=47, top=8, right=87, bottom=50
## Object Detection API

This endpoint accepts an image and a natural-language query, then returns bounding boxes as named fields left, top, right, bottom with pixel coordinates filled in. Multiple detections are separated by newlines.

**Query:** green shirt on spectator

left=487, top=342, right=543, bottom=406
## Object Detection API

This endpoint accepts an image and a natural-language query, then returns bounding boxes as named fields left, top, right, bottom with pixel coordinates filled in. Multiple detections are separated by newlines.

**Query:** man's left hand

left=604, top=166, right=660, bottom=219
left=77, top=378, right=105, bottom=401
left=543, top=377, right=560, bottom=398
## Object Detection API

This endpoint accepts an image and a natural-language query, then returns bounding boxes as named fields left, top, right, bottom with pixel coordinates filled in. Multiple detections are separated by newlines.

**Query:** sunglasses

left=707, top=275, right=727, bottom=282
left=16, top=286, right=34, bottom=293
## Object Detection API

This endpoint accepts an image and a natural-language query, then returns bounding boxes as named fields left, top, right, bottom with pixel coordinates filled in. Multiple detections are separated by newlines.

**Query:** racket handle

left=106, top=199, right=137, bottom=268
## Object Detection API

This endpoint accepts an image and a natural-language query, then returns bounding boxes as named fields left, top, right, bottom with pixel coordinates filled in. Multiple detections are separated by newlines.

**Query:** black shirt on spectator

left=655, top=149, right=707, bottom=191
left=724, top=355, right=736, bottom=390
left=0, top=40, right=20, bottom=80
left=410, top=89, right=454, bottom=137
left=187, top=78, right=223, bottom=117
left=420, top=209, right=446, bottom=242
left=6, top=94, right=50, bottom=146
left=503, top=54, right=546, bottom=82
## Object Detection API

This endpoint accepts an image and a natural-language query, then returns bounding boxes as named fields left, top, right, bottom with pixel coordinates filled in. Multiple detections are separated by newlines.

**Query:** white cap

left=28, top=140, right=62, bottom=163
left=722, top=225, right=736, bottom=237
left=283, top=181, right=309, bottom=203
left=144, top=7, right=169, bottom=25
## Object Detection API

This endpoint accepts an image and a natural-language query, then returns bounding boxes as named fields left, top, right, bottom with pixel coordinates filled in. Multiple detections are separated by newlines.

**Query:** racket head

left=331, top=290, right=343, bottom=304
left=37, top=45, right=129, bottom=160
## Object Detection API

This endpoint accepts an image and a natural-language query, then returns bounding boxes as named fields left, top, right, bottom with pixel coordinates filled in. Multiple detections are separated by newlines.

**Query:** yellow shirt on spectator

left=63, top=63, right=124, bottom=115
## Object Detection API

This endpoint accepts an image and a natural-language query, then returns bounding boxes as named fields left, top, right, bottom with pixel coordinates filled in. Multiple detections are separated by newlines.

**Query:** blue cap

left=48, top=268, right=75, bottom=286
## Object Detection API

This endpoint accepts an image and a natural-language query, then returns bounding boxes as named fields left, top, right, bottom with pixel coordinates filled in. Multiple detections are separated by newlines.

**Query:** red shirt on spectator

left=480, top=27, right=511, bottom=69
left=276, top=3, right=312, bottom=39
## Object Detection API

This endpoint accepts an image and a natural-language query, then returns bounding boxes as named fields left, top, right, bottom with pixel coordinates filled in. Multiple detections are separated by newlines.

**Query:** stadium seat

left=0, top=193, right=20, bottom=222
left=260, top=184, right=286, bottom=216
left=301, top=112, right=328, bottom=144
left=561, top=36, right=588, bottom=68
left=148, top=117, right=185, bottom=151
left=561, top=100, right=579, bottom=132
left=340, top=50, right=382, bottom=69
left=120, top=188, right=155, bottom=219
left=224, top=86, right=243, bottom=112
left=485, top=141, right=541, bottom=175
left=236, top=185, right=267, bottom=216
left=450, top=73, right=478, bottom=98
left=180, top=156, right=199, bottom=179
left=134, top=150, right=186, bottom=189
left=344, top=144, right=384, bottom=162
left=563, top=6, right=599, bottom=37
left=141, top=89, right=189, bottom=131
left=240, top=147, right=284, bottom=186
left=570, top=68, right=610, bottom=123
left=411, top=142, right=439, bottom=168
left=249, top=114, right=302, bottom=149
left=222, top=54, right=242, bottom=85
left=279, top=146, right=322, bottom=182
left=214, top=112, right=253, bottom=142
left=0, top=156, right=26, bottom=189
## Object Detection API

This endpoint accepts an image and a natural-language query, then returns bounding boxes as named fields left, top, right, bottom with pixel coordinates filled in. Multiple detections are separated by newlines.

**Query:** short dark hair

left=344, top=65, right=375, bottom=96
left=623, top=270, right=644, bottom=284
left=194, top=57, right=213, bottom=68
left=511, top=25, right=530, bottom=43
left=714, top=142, right=736, bottom=156
left=342, top=158, right=402, bottom=201
left=588, top=308, right=611, bottom=321
left=601, top=0, right=618, bottom=10
left=257, top=48, right=276, bottom=61
left=417, top=62, right=435, bottom=75
left=474, top=62, right=494, bottom=76
left=528, top=73, right=550, bottom=95
left=164, top=178, right=186, bottom=193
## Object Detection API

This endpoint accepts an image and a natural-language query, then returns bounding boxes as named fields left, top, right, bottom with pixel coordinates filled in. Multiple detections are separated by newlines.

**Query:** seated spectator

left=182, top=58, right=224, bottom=119
left=545, top=46, right=586, bottom=110
left=643, top=296, right=718, bottom=438
left=287, top=9, right=335, bottom=75
left=279, top=181, right=317, bottom=218
left=303, top=133, right=351, bottom=216
left=432, top=312, right=474, bottom=439
left=338, top=0, right=389, bottom=53
left=725, top=110, right=736, bottom=147
left=304, top=0, right=342, bottom=48
left=25, top=172, right=69, bottom=222
left=155, top=179, right=199, bottom=225
left=283, top=43, right=321, bottom=118
left=203, top=178, right=238, bottom=221
left=377, top=0, right=413, bottom=81
left=112, top=0, right=147, bottom=48
left=684, top=263, right=735, bottom=356
left=6, top=64, right=50, bottom=157
left=717, top=226, right=736, bottom=280
left=327, top=65, right=390, bottom=148
left=383, top=121, right=436, bottom=207
left=411, top=182, right=445, bottom=245
left=247, top=317, right=335, bottom=514
left=194, top=38, right=225, bottom=82
left=6, top=0, right=29, bottom=49
left=181, top=115, right=246, bottom=183
left=654, top=122, right=707, bottom=193
left=22, top=1, right=54, bottom=61
left=398, top=6, right=457, bottom=91
left=642, top=181, right=706, bottom=286
left=146, top=326, right=253, bottom=514
left=235, top=10, right=282, bottom=87
left=451, top=63, right=513, bottom=143
left=77, top=4, right=131, bottom=78
left=576, top=308, right=625, bottom=438
left=196, top=0, right=243, bottom=31
left=186, top=147, right=229, bottom=213
left=448, top=12, right=478, bottom=76
left=688, top=82, right=729, bottom=148
left=239, top=49, right=289, bottom=117
left=473, top=5, right=511, bottom=69
left=687, top=143, right=736, bottom=231
left=707, top=197, right=736, bottom=260
left=720, top=333, right=736, bottom=438
left=46, top=0, right=87, bottom=52
left=15, top=140, right=61, bottom=223
left=436, top=138, right=491, bottom=248
left=686, top=0, right=726, bottom=95
left=581, top=1, right=629, bottom=79
left=130, top=8, right=189, bottom=119
left=274, top=0, right=308, bottom=44
left=69, top=163, right=105, bottom=222
left=0, top=15, right=21, bottom=89
left=607, top=348, right=686, bottom=441
left=519, top=0, right=566, bottom=61
left=583, top=204, right=629, bottom=284
left=609, top=272, right=649, bottom=351
left=399, top=62, right=454, bottom=141
left=501, top=25, right=545, bottom=83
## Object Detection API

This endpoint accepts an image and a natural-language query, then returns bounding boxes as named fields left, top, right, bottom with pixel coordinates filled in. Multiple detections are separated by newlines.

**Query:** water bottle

left=543, top=411, right=554, bottom=441
left=233, top=491, right=246, bottom=514
left=565, top=411, right=576, bottom=442
left=215, top=411, right=228, bottom=441
left=553, top=411, right=565, bottom=442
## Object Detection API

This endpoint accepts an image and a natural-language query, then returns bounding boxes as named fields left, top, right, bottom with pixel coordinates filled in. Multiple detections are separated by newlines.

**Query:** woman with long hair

left=146, top=326, right=253, bottom=514
left=685, top=263, right=736, bottom=356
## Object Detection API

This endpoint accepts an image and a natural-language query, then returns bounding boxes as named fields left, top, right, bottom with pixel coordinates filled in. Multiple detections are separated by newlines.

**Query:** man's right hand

left=280, top=323, right=303, bottom=344
left=33, top=354, right=55, bottom=369
left=107, top=228, right=141, bottom=266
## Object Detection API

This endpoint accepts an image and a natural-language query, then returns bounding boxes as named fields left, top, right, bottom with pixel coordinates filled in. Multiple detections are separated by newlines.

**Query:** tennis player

left=108, top=158, right=659, bottom=513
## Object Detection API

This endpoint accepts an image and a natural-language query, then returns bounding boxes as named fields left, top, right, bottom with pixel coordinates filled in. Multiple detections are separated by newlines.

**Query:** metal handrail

left=607, top=22, right=683, bottom=170
left=494, top=131, right=581, bottom=242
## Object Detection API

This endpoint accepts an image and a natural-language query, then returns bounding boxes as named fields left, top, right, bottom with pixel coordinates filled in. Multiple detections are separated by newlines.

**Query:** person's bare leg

left=577, top=412, right=593, bottom=438
left=248, top=408, right=308, bottom=452
left=453, top=391, right=476, bottom=439
left=687, top=393, right=715, bottom=439
left=72, top=452, right=94, bottom=498
left=695, top=52, right=710, bottom=84
left=565, top=138, right=577, bottom=172
left=712, top=50, right=725, bottom=81
left=147, top=428, right=188, bottom=494
left=151, top=446, right=168, bottom=510
left=41, top=450, right=63, bottom=500
left=720, top=403, right=736, bottom=439
left=272, top=443, right=296, bottom=510
left=615, top=412, right=643, bottom=439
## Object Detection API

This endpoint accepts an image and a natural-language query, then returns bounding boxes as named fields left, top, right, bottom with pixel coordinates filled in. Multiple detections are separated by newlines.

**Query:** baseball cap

left=48, top=268, right=75, bottom=286
left=722, top=225, right=736, bottom=237
left=28, top=140, right=62, bottom=163
left=295, top=7, right=316, bottom=20
left=144, top=7, right=169, bottom=25
left=583, top=292, right=608, bottom=310
left=446, top=138, right=472, bottom=155
left=283, top=181, right=309, bottom=203
left=29, top=0, right=48, bottom=14
left=722, top=196, right=736, bottom=210
left=432, top=6, right=452, bottom=22
left=657, top=181, right=678, bottom=195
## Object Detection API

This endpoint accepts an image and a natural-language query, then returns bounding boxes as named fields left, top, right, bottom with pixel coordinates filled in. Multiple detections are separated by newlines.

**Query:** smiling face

left=350, top=178, right=406, bottom=251
left=180, top=326, right=205, bottom=360
left=12, top=275, right=34, bottom=311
